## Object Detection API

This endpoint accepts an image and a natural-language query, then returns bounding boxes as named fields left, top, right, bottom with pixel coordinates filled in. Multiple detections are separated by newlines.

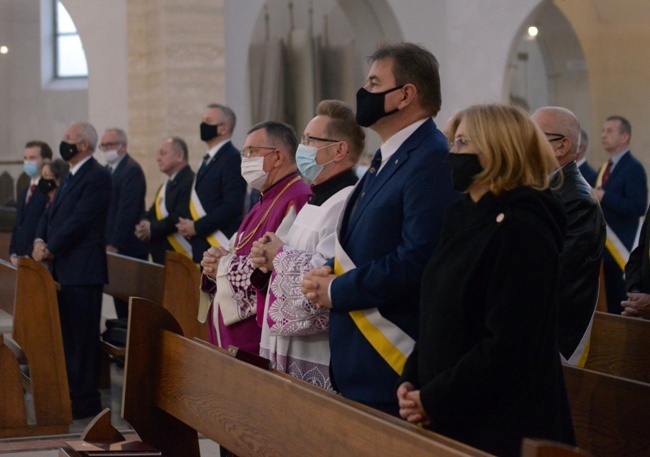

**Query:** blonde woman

left=397, top=104, right=575, bottom=456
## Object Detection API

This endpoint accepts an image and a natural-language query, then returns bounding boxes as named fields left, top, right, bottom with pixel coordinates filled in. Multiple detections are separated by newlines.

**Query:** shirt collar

left=70, top=155, right=93, bottom=175
left=206, top=139, right=231, bottom=159
left=610, top=148, right=629, bottom=167
left=378, top=118, right=429, bottom=169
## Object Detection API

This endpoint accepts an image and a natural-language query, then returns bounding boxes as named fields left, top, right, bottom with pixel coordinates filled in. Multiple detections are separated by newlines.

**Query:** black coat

left=10, top=183, right=49, bottom=256
left=143, top=165, right=194, bottom=264
left=552, top=162, right=605, bottom=359
left=401, top=187, right=575, bottom=457
left=105, top=154, right=148, bottom=259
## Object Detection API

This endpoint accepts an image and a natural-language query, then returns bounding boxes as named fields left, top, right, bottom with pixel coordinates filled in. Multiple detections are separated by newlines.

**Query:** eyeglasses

left=449, top=136, right=471, bottom=153
left=301, top=134, right=340, bottom=147
left=99, top=142, right=122, bottom=151
left=241, top=146, right=276, bottom=158
left=543, top=132, right=565, bottom=143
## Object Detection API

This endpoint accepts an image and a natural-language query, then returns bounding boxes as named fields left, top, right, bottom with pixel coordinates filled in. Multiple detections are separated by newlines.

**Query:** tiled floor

left=0, top=296, right=223, bottom=456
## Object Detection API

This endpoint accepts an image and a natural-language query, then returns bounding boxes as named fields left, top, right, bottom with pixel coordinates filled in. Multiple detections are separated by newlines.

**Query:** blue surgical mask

left=23, top=160, right=39, bottom=177
left=296, top=144, right=335, bottom=182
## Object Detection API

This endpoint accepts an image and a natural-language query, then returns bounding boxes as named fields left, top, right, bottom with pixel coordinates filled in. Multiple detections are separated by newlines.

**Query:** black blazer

left=39, top=157, right=111, bottom=286
left=578, top=161, right=597, bottom=187
left=105, top=154, right=148, bottom=259
left=143, top=165, right=194, bottom=264
left=190, top=141, right=246, bottom=263
left=10, top=183, right=49, bottom=256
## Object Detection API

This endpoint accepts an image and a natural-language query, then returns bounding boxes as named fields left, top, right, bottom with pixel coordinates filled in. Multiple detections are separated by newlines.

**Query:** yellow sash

left=154, top=182, right=193, bottom=259
left=189, top=178, right=229, bottom=247
left=333, top=236, right=415, bottom=375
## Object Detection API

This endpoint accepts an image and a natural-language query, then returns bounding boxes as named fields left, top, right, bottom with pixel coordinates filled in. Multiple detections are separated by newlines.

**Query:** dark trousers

left=58, top=284, right=103, bottom=417
left=603, top=252, right=626, bottom=315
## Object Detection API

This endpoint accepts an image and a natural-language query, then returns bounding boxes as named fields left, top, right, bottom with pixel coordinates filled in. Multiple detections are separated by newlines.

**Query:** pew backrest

left=563, top=363, right=650, bottom=456
left=585, top=311, right=650, bottom=383
left=105, top=252, right=165, bottom=304
left=122, top=298, right=491, bottom=457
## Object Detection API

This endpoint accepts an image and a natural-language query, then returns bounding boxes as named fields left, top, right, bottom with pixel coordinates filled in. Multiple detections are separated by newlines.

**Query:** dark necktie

left=25, top=183, right=37, bottom=205
left=601, top=160, right=613, bottom=186
left=198, top=154, right=210, bottom=175
left=60, top=173, right=72, bottom=191
left=363, top=148, right=383, bottom=192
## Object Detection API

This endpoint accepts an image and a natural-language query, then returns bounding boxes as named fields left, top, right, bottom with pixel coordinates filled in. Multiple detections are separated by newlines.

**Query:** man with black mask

left=302, top=42, right=458, bottom=416
left=176, top=103, right=246, bottom=264
left=33, top=121, right=111, bottom=419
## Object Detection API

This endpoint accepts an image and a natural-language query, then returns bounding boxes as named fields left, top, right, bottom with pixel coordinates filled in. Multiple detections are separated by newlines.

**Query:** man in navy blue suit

left=33, top=121, right=111, bottom=419
left=302, top=42, right=458, bottom=415
left=10, top=140, right=53, bottom=266
left=100, top=128, right=148, bottom=318
left=594, top=116, right=647, bottom=314
left=176, top=104, right=246, bottom=263
left=577, top=129, right=597, bottom=187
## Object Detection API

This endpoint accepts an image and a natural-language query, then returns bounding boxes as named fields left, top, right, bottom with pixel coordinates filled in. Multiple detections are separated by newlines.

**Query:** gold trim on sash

left=333, top=238, right=415, bottom=375
left=605, top=226, right=630, bottom=271
left=190, top=178, right=229, bottom=247
left=154, top=182, right=193, bottom=259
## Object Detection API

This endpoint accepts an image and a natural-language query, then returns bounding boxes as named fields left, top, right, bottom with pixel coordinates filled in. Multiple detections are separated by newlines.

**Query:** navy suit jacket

left=190, top=140, right=246, bottom=263
left=578, top=161, right=597, bottom=188
left=329, top=118, right=459, bottom=404
left=143, top=165, right=195, bottom=264
left=600, top=151, right=647, bottom=250
left=10, top=183, right=49, bottom=256
left=105, top=154, right=148, bottom=259
left=40, top=157, right=111, bottom=286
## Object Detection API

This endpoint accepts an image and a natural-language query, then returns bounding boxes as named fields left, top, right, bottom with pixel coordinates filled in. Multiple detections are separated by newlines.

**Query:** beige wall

left=556, top=1, right=650, bottom=171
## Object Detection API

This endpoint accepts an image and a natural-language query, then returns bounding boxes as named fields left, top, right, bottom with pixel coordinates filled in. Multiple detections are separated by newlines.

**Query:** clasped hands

left=621, top=292, right=650, bottom=319
left=32, top=240, right=53, bottom=262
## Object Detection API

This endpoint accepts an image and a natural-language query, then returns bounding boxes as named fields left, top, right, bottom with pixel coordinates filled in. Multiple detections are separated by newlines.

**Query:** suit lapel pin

left=496, top=213, right=505, bottom=223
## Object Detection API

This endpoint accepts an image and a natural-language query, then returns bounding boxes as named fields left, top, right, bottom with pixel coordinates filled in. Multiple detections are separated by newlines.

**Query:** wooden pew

left=105, top=252, right=165, bottom=304
left=161, top=250, right=206, bottom=341
left=563, top=363, right=650, bottom=456
left=584, top=311, right=650, bottom=383
left=0, top=258, right=72, bottom=438
left=121, top=298, right=490, bottom=457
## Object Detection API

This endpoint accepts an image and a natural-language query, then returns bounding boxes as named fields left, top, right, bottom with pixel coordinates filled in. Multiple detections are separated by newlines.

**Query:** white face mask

left=241, top=156, right=268, bottom=190
left=103, top=149, right=120, bottom=164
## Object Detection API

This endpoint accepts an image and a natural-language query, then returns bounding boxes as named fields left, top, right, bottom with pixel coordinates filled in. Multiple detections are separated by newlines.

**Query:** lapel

left=342, top=120, right=433, bottom=241
left=50, top=158, right=94, bottom=216
left=112, top=154, right=129, bottom=178
left=196, top=146, right=226, bottom=185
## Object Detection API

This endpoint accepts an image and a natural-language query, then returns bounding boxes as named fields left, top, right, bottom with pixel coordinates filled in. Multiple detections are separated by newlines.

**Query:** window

left=54, top=1, right=87, bottom=78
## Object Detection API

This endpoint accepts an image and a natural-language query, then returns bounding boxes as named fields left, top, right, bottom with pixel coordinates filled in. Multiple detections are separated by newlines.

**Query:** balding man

left=136, top=137, right=195, bottom=264
left=532, top=107, right=606, bottom=365
left=33, top=121, right=111, bottom=419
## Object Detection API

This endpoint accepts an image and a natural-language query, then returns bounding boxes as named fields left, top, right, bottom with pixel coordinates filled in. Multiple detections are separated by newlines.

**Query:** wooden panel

left=0, top=232, right=12, bottom=261
left=585, top=312, right=650, bottom=383
left=520, top=439, right=590, bottom=457
left=105, top=252, right=165, bottom=304
left=563, top=364, right=650, bottom=456
left=162, top=251, right=206, bottom=341
left=0, top=333, right=27, bottom=429
left=0, top=259, right=17, bottom=315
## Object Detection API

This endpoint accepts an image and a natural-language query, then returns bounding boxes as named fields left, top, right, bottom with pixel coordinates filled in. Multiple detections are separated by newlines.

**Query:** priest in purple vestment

left=200, top=121, right=312, bottom=354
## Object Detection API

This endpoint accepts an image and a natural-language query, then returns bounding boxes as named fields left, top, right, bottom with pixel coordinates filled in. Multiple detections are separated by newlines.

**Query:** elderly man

left=177, top=103, right=247, bottom=264
left=10, top=141, right=53, bottom=266
left=249, top=100, right=364, bottom=389
left=302, top=42, right=458, bottom=416
left=595, top=116, right=647, bottom=314
left=136, top=137, right=194, bottom=264
left=201, top=121, right=311, bottom=355
left=33, top=121, right=111, bottom=419
left=100, top=127, right=147, bottom=318
left=532, top=106, right=606, bottom=365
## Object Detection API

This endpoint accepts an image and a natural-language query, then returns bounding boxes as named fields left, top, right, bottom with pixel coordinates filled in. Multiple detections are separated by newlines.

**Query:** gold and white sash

left=333, top=236, right=415, bottom=375
left=155, top=182, right=193, bottom=259
left=190, top=179, right=229, bottom=247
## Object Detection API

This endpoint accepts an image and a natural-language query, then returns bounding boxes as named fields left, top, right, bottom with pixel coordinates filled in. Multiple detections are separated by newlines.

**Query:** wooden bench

left=563, top=363, right=650, bottom=456
left=120, top=297, right=491, bottom=457
left=584, top=311, right=650, bottom=383
left=0, top=258, right=72, bottom=438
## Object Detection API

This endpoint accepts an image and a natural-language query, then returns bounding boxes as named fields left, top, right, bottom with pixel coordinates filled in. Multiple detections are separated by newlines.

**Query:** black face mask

left=355, top=85, right=404, bottom=127
left=59, top=141, right=79, bottom=162
left=200, top=122, right=222, bottom=142
left=38, top=178, right=58, bottom=194
left=445, top=152, right=484, bottom=192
